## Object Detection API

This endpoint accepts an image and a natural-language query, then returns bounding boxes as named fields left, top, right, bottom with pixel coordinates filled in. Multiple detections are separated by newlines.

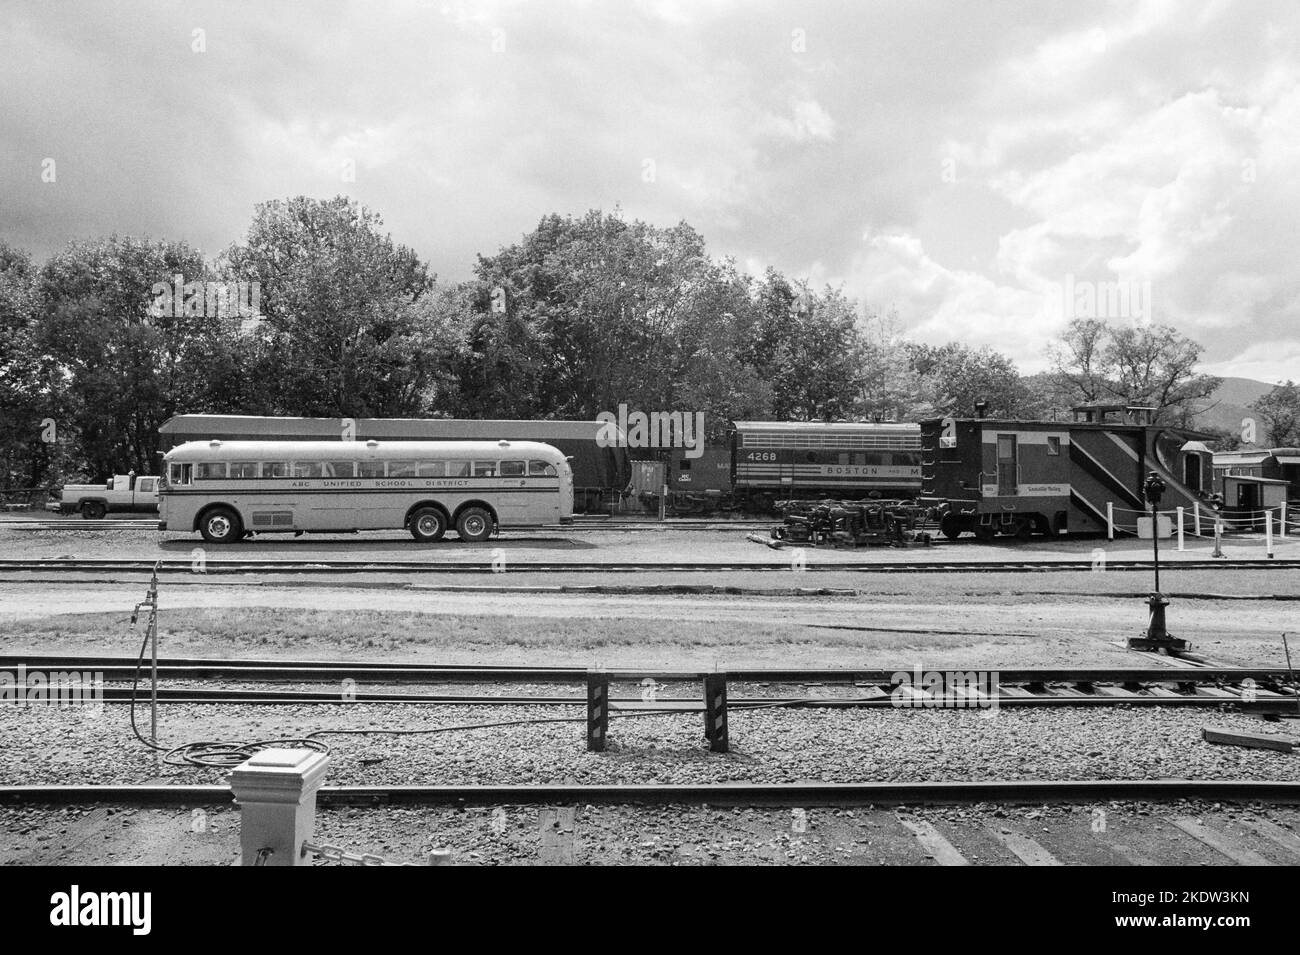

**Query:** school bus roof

left=162, top=439, right=567, bottom=461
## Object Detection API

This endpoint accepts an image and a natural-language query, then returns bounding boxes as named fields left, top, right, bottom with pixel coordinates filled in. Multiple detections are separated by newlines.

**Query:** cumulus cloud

left=0, top=0, right=1295, bottom=380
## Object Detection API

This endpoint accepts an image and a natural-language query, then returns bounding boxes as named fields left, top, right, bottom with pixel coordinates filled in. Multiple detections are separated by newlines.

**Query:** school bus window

left=292, top=461, right=323, bottom=478
left=358, top=460, right=384, bottom=478
left=528, top=460, right=557, bottom=477
left=388, top=461, right=417, bottom=478
left=229, top=462, right=258, bottom=479
left=473, top=461, right=497, bottom=477
left=169, top=463, right=193, bottom=485
left=500, top=461, right=526, bottom=477
left=325, top=461, right=356, bottom=478
left=261, top=462, right=289, bottom=479
left=195, top=462, right=227, bottom=480
left=445, top=460, right=470, bottom=477
left=416, top=462, right=445, bottom=477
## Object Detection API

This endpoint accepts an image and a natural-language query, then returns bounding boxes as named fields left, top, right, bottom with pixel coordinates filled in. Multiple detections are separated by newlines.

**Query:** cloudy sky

left=2, top=0, right=1297, bottom=380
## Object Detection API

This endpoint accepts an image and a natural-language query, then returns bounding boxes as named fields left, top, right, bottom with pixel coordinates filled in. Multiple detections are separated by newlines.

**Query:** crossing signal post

left=1129, top=472, right=1189, bottom=652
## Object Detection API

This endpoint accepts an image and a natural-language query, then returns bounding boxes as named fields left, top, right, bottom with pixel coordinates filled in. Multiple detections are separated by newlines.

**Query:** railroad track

left=4, top=779, right=1300, bottom=807
left=3, top=518, right=776, bottom=532
left=10, top=656, right=1299, bottom=711
left=1, top=556, right=1297, bottom=574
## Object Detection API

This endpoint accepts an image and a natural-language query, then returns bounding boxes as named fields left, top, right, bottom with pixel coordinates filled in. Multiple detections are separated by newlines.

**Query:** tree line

left=1, top=196, right=1294, bottom=486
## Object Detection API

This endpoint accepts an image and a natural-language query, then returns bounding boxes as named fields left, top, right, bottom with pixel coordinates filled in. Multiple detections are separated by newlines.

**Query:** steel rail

left=4, top=779, right=1300, bottom=807
left=79, top=687, right=1300, bottom=711
left=0, top=557, right=1297, bottom=574
left=4, top=656, right=1295, bottom=685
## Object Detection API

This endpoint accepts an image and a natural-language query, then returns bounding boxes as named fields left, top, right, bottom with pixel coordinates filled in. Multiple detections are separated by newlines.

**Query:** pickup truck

left=46, top=474, right=160, bottom=519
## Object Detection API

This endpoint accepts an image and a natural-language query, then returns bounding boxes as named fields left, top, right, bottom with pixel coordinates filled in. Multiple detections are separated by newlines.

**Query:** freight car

left=159, top=415, right=630, bottom=514
left=920, top=404, right=1215, bottom=539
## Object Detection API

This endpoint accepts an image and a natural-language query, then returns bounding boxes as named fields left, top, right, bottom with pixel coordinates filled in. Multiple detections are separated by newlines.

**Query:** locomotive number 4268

left=745, top=451, right=777, bottom=462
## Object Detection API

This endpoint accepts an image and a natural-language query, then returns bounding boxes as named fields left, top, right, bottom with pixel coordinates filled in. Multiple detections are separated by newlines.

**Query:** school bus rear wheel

left=456, top=506, right=493, bottom=542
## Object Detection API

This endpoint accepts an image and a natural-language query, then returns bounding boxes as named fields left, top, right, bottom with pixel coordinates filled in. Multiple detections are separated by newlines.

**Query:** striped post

left=1106, top=502, right=1114, bottom=541
left=586, top=670, right=609, bottom=752
left=703, top=672, right=728, bottom=753
left=1266, top=514, right=1274, bottom=559
left=1176, top=506, right=1184, bottom=551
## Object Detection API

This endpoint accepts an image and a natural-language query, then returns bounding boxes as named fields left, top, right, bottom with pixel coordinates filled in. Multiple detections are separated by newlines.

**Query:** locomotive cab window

left=1047, top=437, right=1061, bottom=456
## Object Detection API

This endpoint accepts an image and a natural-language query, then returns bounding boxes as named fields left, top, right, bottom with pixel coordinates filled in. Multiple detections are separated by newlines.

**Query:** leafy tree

left=458, top=210, right=772, bottom=430
left=32, top=236, right=209, bottom=477
left=0, top=243, right=65, bottom=487
left=222, top=196, right=447, bottom=417
left=906, top=342, right=1030, bottom=418
left=1048, top=319, right=1221, bottom=424
left=1251, top=381, right=1300, bottom=447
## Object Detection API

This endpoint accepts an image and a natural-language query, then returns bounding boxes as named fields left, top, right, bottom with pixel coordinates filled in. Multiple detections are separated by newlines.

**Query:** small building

left=1219, top=475, right=1291, bottom=530
left=1212, top=447, right=1300, bottom=500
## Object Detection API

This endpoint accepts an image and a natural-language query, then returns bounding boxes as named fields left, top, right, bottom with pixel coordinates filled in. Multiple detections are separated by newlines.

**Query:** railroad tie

left=1168, top=818, right=1277, bottom=866
left=983, top=826, right=1063, bottom=866
left=897, top=816, right=969, bottom=866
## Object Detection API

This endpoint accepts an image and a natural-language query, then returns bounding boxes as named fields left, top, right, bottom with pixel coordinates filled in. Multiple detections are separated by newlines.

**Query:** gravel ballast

left=1, top=702, right=1296, bottom=789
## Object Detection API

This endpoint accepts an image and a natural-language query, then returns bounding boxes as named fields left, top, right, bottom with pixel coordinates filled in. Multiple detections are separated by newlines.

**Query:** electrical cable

left=127, top=599, right=808, bottom=766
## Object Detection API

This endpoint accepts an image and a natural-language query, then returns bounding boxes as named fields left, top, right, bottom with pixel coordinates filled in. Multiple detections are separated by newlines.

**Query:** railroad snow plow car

left=920, top=405, right=1215, bottom=540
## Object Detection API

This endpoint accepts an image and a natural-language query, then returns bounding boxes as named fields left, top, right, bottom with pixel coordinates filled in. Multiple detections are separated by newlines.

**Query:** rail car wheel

left=456, top=506, right=493, bottom=542
left=199, top=507, right=242, bottom=544
left=939, top=513, right=965, bottom=541
left=409, top=507, right=447, bottom=543
left=80, top=501, right=106, bottom=520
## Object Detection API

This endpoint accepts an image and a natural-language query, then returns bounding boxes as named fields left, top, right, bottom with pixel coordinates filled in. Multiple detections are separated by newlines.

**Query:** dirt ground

left=5, top=800, right=1300, bottom=866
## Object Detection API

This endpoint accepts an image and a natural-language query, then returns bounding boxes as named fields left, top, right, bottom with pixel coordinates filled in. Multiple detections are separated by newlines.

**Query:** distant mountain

left=1192, top=376, right=1275, bottom=436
